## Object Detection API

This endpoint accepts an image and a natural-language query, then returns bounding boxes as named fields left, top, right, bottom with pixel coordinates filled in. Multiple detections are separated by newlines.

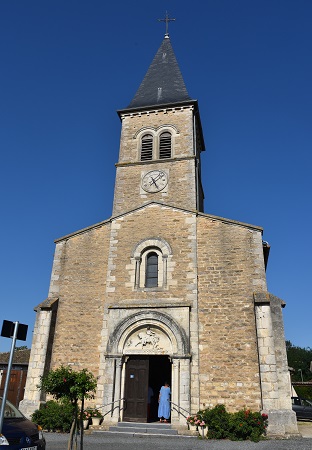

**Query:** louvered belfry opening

left=159, top=132, right=171, bottom=159
left=141, top=134, right=153, bottom=161
left=145, top=252, right=158, bottom=287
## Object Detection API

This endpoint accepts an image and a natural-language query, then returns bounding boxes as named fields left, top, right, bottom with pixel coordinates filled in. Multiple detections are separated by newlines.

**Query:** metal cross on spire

left=158, top=11, right=176, bottom=37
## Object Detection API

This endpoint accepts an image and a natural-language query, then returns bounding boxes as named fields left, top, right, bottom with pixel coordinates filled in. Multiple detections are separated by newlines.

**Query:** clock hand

left=153, top=172, right=164, bottom=182
left=150, top=177, right=159, bottom=188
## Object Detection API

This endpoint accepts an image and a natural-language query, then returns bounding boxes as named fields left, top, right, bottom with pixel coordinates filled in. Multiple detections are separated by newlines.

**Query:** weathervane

left=158, top=11, right=176, bottom=37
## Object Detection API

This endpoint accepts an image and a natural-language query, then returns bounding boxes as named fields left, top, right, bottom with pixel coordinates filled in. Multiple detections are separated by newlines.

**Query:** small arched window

left=141, top=134, right=153, bottom=161
left=145, top=252, right=158, bottom=287
left=159, top=132, right=171, bottom=159
left=132, top=238, right=171, bottom=290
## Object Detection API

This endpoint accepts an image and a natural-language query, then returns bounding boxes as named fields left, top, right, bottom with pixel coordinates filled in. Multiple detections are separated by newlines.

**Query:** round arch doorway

left=105, top=311, right=190, bottom=425
left=123, top=355, right=171, bottom=423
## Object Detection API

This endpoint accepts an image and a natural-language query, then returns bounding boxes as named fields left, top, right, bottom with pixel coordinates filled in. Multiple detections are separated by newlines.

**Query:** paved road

left=45, top=432, right=312, bottom=450
left=297, top=421, right=312, bottom=438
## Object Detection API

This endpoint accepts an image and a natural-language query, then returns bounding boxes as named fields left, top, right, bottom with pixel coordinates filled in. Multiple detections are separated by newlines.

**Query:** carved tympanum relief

left=124, top=326, right=171, bottom=354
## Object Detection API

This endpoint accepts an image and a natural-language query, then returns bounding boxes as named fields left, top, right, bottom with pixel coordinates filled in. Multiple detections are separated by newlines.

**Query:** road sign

left=1, top=320, right=28, bottom=341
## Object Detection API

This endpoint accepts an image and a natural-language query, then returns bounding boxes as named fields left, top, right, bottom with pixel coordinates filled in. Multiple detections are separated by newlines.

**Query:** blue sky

left=0, top=1, right=311, bottom=353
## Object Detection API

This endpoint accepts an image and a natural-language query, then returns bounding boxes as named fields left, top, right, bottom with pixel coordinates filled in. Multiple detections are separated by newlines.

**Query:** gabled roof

left=54, top=201, right=263, bottom=243
left=126, top=36, right=192, bottom=109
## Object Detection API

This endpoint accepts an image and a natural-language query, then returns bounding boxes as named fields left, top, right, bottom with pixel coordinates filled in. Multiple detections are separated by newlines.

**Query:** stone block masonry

left=197, top=216, right=265, bottom=412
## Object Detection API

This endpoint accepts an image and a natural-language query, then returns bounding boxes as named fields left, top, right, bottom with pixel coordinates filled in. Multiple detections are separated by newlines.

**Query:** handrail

left=98, top=398, right=126, bottom=418
left=169, top=401, right=190, bottom=420
left=97, top=399, right=190, bottom=422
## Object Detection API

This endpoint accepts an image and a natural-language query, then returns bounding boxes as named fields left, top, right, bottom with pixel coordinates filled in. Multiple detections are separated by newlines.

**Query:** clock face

left=141, top=170, right=168, bottom=193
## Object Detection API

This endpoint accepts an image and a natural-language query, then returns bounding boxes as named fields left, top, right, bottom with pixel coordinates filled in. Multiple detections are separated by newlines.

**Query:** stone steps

left=95, top=421, right=193, bottom=437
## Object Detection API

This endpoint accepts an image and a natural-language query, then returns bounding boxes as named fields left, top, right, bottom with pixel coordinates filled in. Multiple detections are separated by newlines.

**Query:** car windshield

left=0, top=397, right=24, bottom=418
left=302, top=398, right=312, bottom=407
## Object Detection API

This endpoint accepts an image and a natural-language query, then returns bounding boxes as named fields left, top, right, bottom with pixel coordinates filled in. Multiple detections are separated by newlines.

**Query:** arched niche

left=106, top=311, right=189, bottom=356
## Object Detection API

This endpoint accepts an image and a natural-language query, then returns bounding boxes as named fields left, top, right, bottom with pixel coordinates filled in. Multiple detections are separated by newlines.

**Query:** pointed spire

left=127, top=36, right=192, bottom=109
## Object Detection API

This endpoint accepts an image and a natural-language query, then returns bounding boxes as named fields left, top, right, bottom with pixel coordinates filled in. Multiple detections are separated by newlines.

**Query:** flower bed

left=191, top=405, right=268, bottom=442
left=86, top=408, right=103, bottom=418
left=186, top=414, right=206, bottom=429
left=81, top=410, right=92, bottom=421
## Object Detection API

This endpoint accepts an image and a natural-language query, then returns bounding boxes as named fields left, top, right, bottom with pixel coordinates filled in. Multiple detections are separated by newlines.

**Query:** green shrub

left=197, top=405, right=268, bottom=442
left=31, top=399, right=75, bottom=432
left=228, top=409, right=268, bottom=442
left=200, top=404, right=230, bottom=439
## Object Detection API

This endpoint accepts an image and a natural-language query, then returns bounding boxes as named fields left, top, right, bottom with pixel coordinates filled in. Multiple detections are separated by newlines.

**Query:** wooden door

left=123, top=357, right=149, bottom=422
left=0, top=369, right=27, bottom=406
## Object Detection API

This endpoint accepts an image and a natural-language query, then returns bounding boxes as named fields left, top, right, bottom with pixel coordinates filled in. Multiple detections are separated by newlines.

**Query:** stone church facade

left=20, top=33, right=298, bottom=436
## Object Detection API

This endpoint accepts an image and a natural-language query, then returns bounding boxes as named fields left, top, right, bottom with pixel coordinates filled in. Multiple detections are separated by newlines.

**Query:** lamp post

left=298, top=369, right=304, bottom=382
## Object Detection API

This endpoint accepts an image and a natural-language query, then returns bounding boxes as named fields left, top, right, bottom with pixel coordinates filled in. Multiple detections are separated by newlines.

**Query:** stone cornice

left=107, top=299, right=191, bottom=309
left=117, top=100, right=198, bottom=119
left=115, top=155, right=195, bottom=168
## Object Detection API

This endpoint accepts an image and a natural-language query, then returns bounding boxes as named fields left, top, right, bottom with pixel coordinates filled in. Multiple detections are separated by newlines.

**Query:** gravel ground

left=45, top=432, right=312, bottom=450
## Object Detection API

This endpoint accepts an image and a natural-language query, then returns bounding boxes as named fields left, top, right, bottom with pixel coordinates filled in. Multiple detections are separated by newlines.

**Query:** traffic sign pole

left=0, top=321, right=19, bottom=434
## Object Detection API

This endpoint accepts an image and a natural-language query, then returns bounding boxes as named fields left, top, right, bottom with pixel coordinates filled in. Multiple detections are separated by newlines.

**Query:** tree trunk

left=67, top=418, right=75, bottom=450
left=80, top=397, right=85, bottom=450
left=68, top=401, right=78, bottom=450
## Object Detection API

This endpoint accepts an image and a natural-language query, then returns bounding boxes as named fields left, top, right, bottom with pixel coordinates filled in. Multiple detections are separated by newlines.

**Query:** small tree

left=38, top=366, right=97, bottom=450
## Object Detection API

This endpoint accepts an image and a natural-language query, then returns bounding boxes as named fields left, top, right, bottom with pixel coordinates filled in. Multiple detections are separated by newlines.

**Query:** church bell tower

left=112, top=33, right=205, bottom=216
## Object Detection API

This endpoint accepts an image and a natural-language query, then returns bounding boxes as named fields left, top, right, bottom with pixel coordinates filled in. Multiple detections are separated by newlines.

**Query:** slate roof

left=127, top=35, right=192, bottom=109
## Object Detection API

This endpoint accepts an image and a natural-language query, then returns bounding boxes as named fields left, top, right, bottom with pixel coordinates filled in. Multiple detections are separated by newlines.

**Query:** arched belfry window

left=159, top=132, right=171, bottom=159
left=136, top=127, right=176, bottom=162
left=145, top=252, right=158, bottom=287
left=141, top=134, right=153, bottom=161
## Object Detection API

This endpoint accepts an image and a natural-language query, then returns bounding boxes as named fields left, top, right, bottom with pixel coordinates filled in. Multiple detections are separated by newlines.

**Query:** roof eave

left=117, top=99, right=199, bottom=118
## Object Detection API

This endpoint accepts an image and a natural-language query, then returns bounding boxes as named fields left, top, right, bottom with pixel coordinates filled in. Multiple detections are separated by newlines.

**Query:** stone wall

left=49, top=224, right=110, bottom=373
left=103, top=204, right=198, bottom=305
left=20, top=204, right=298, bottom=436
left=196, top=216, right=266, bottom=412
